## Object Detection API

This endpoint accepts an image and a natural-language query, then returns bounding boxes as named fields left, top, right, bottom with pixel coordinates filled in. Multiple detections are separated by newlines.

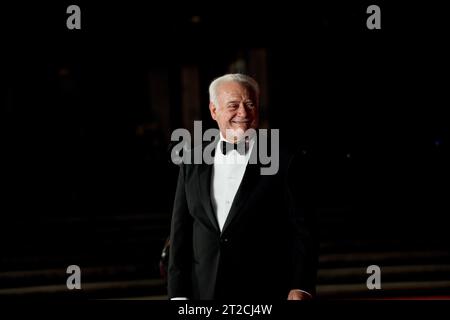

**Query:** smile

left=232, top=120, right=250, bottom=123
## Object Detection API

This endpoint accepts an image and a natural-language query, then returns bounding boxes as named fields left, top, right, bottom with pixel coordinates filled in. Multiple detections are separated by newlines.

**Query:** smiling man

left=209, top=75, right=259, bottom=142
left=168, top=74, right=318, bottom=300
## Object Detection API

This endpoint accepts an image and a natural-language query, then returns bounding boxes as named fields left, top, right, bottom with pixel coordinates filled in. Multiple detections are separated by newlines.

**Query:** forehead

left=217, top=81, right=256, bottom=101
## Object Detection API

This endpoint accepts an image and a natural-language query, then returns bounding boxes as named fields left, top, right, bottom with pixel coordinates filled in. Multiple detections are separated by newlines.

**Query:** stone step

left=317, top=264, right=450, bottom=284
left=316, top=280, right=450, bottom=299
left=2, top=277, right=450, bottom=300
left=319, top=250, right=450, bottom=267
left=0, top=279, right=166, bottom=298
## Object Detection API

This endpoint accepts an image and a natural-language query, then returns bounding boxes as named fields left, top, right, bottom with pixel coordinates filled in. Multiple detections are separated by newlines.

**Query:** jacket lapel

left=196, top=141, right=220, bottom=233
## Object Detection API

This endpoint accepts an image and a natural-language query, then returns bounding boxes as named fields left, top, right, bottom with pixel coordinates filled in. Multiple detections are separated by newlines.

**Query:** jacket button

left=220, top=238, right=229, bottom=244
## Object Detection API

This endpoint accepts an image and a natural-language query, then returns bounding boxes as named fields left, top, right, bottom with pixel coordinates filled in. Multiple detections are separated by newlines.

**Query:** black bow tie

left=221, top=139, right=249, bottom=155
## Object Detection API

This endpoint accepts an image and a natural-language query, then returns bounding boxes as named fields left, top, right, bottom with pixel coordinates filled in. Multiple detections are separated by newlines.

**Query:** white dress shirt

left=211, top=134, right=255, bottom=232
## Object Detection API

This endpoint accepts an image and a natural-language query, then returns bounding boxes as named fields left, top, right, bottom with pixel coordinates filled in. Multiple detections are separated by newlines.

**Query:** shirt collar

left=216, top=131, right=256, bottom=160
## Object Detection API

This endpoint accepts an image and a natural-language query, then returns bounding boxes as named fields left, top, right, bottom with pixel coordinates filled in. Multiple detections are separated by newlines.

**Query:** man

left=168, top=74, right=317, bottom=300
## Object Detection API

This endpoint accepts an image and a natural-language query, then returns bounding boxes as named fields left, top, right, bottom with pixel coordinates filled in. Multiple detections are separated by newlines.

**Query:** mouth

left=231, top=120, right=250, bottom=124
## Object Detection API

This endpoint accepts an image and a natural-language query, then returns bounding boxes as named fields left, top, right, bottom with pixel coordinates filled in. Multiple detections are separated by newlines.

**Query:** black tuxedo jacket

left=168, top=139, right=317, bottom=300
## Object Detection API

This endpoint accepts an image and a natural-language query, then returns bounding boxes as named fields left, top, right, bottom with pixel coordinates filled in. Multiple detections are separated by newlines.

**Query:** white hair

left=208, top=73, right=260, bottom=107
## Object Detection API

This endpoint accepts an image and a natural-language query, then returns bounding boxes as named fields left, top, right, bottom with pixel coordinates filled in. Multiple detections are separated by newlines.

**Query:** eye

left=246, top=102, right=255, bottom=108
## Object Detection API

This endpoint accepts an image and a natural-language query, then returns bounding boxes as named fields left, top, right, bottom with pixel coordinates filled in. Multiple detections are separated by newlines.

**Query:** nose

left=237, top=102, right=248, bottom=118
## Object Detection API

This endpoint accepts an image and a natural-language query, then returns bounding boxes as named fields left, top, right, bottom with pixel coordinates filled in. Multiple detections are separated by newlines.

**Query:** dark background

left=1, top=1, right=449, bottom=298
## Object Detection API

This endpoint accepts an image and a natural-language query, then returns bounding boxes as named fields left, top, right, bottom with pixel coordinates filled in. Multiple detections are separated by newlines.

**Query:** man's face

left=209, top=81, right=259, bottom=142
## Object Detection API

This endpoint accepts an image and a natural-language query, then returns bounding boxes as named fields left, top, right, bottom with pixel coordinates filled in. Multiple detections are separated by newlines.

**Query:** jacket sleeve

left=168, top=164, right=194, bottom=298
left=286, top=153, right=319, bottom=296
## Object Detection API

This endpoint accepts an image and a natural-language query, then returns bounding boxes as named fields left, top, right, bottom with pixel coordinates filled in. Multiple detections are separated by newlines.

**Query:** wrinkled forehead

left=217, top=81, right=257, bottom=102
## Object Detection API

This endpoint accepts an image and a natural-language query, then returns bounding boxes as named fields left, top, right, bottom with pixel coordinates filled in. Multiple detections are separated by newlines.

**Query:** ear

left=209, top=102, right=217, bottom=121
